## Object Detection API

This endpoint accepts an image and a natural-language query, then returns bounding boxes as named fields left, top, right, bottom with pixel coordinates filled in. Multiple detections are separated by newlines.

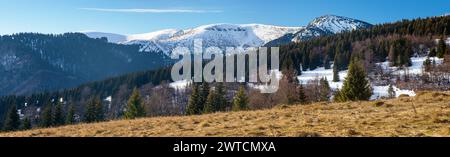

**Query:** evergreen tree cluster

left=187, top=82, right=229, bottom=115
left=279, top=15, right=449, bottom=76
left=388, top=38, right=412, bottom=67
left=83, top=97, right=104, bottom=123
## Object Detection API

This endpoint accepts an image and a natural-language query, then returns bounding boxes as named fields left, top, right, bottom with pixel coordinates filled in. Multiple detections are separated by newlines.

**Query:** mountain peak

left=308, top=15, right=372, bottom=34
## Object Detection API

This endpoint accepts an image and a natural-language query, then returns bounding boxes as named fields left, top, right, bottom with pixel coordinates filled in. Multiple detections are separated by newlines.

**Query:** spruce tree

left=83, top=97, right=103, bottom=123
left=53, top=102, right=64, bottom=126
left=387, top=84, right=396, bottom=99
left=65, top=104, right=75, bottom=125
left=124, top=88, right=146, bottom=119
left=333, top=89, right=345, bottom=102
left=215, top=83, right=227, bottom=111
left=186, top=84, right=201, bottom=115
left=388, top=44, right=397, bottom=66
left=232, top=86, right=249, bottom=111
left=437, top=38, right=447, bottom=58
left=423, top=58, right=432, bottom=72
left=21, top=118, right=31, bottom=130
left=40, top=104, right=54, bottom=127
left=94, top=98, right=104, bottom=121
left=199, top=82, right=209, bottom=111
left=298, top=84, right=307, bottom=104
left=337, top=59, right=372, bottom=101
left=333, top=54, right=340, bottom=82
left=319, top=77, right=331, bottom=101
left=203, top=89, right=217, bottom=114
left=429, top=48, right=437, bottom=57
left=3, top=105, right=20, bottom=131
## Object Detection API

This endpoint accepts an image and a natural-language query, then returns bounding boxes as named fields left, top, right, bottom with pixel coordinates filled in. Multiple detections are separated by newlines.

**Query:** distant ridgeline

left=0, top=15, right=448, bottom=128
left=0, top=33, right=173, bottom=96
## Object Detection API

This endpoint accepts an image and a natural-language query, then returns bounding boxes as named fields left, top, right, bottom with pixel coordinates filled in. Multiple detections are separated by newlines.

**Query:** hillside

left=0, top=33, right=172, bottom=96
left=2, top=91, right=449, bottom=137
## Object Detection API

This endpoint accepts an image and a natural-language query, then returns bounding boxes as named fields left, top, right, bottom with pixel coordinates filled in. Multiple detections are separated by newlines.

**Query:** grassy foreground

left=1, top=91, right=450, bottom=137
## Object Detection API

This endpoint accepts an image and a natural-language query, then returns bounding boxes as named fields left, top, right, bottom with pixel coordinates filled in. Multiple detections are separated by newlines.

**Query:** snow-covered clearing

left=376, top=56, right=443, bottom=75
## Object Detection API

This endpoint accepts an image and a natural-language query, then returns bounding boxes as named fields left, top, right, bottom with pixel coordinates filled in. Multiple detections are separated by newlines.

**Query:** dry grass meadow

left=1, top=91, right=450, bottom=137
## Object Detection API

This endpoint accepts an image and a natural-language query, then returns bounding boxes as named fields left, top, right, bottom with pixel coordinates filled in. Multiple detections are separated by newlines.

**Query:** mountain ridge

left=83, top=15, right=372, bottom=55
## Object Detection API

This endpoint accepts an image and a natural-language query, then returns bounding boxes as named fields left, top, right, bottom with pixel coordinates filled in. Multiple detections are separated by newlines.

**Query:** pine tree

left=403, top=47, right=413, bottom=66
left=203, top=89, right=217, bottom=114
left=333, top=53, right=340, bottom=82
left=53, top=102, right=64, bottom=126
left=388, top=44, right=397, bottom=66
left=186, top=84, right=201, bottom=115
left=124, top=88, right=146, bottom=119
left=232, top=86, right=248, bottom=111
left=199, top=82, right=209, bottom=111
left=40, top=104, right=54, bottom=127
left=298, top=83, right=307, bottom=104
left=95, top=98, right=104, bottom=121
left=65, top=104, right=75, bottom=125
left=215, top=83, right=227, bottom=111
left=3, top=105, right=20, bottom=131
left=387, top=84, right=396, bottom=99
left=319, top=77, right=331, bottom=101
left=437, top=38, right=447, bottom=58
left=337, top=59, right=372, bottom=101
left=21, top=118, right=31, bottom=130
left=429, top=48, right=437, bottom=57
left=333, top=89, right=345, bottom=102
left=84, top=97, right=103, bottom=123
left=423, top=58, right=432, bottom=72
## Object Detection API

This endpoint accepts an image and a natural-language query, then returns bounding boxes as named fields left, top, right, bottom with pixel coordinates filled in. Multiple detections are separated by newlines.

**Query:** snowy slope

left=268, top=15, right=372, bottom=44
left=83, top=24, right=302, bottom=55
left=128, top=24, right=302, bottom=55
left=126, top=29, right=179, bottom=41
left=308, top=15, right=372, bottom=34
left=82, top=15, right=372, bottom=55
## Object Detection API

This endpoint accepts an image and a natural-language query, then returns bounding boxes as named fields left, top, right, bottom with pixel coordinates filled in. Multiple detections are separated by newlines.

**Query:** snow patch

left=105, top=96, right=112, bottom=102
left=170, top=80, right=191, bottom=90
left=371, top=85, right=416, bottom=100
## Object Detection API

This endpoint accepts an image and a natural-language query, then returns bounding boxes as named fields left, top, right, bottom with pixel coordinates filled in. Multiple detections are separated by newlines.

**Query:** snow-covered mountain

left=83, top=15, right=372, bottom=55
left=308, top=15, right=372, bottom=34
left=129, top=24, right=303, bottom=54
left=266, top=15, right=372, bottom=45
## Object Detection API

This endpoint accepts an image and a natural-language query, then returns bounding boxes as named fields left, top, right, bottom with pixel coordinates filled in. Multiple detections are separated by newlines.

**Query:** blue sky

left=0, top=0, right=448, bottom=35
